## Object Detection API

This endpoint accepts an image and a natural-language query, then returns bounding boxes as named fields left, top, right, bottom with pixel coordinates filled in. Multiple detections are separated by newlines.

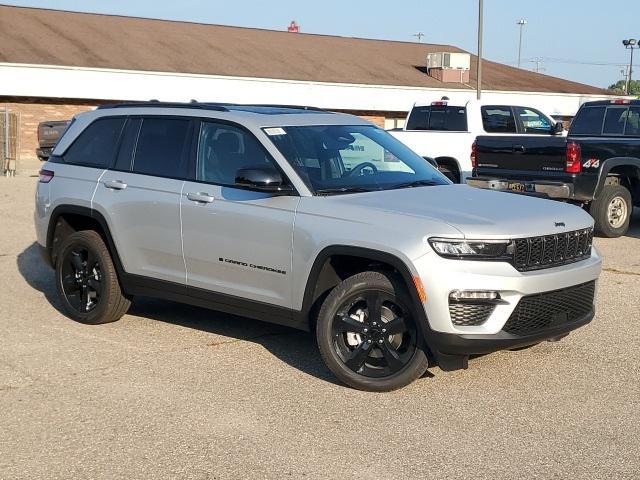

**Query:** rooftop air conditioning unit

left=426, top=52, right=471, bottom=83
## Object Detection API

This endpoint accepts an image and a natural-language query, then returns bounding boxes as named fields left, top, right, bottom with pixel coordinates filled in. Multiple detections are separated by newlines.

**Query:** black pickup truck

left=467, top=99, right=640, bottom=237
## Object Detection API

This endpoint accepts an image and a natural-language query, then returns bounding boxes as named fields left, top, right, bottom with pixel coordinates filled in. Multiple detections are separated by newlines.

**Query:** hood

left=323, top=184, right=594, bottom=239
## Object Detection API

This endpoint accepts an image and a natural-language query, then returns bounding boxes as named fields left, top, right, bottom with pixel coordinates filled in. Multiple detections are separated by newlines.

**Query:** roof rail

left=96, top=101, right=230, bottom=111
left=242, top=104, right=327, bottom=111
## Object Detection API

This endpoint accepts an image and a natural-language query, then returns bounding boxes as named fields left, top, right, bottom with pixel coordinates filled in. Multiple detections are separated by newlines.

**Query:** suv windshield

left=265, top=125, right=449, bottom=194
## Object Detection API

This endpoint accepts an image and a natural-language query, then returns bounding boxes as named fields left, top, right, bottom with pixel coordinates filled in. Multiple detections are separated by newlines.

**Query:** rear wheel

left=316, top=271, right=429, bottom=391
left=55, top=230, right=130, bottom=324
left=590, top=184, right=632, bottom=238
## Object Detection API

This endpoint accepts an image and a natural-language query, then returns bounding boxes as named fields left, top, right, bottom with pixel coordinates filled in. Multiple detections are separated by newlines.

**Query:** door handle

left=513, top=145, right=526, bottom=153
left=186, top=192, right=215, bottom=204
left=103, top=180, right=127, bottom=190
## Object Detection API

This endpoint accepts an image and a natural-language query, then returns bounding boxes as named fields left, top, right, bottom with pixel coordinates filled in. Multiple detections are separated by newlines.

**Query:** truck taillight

left=39, top=169, right=54, bottom=183
left=471, top=140, right=477, bottom=168
left=565, top=142, right=582, bottom=173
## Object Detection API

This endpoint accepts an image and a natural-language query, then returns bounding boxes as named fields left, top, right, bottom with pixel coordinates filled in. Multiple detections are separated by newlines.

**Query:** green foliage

left=608, top=79, right=640, bottom=96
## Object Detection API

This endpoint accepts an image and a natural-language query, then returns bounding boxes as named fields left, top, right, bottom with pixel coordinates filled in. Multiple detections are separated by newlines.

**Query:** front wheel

left=316, top=271, right=429, bottom=391
left=590, top=184, right=632, bottom=238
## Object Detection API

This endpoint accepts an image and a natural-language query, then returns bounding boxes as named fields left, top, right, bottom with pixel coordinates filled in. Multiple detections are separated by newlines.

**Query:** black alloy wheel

left=60, top=246, right=103, bottom=313
left=316, top=271, right=429, bottom=391
left=332, top=291, right=417, bottom=378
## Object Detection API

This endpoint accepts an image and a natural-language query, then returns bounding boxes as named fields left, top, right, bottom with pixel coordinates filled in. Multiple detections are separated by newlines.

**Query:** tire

left=55, top=230, right=130, bottom=324
left=590, top=184, right=632, bottom=238
left=316, top=271, right=429, bottom=391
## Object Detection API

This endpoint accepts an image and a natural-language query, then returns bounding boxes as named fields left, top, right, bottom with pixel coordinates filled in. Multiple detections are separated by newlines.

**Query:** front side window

left=197, top=122, right=276, bottom=185
left=570, top=106, right=605, bottom=135
left=481, top=106, right=517, bottom=133
left=63, top=117, right=125, bottom=167
left=406, top=105, right=467, bottom=131
left=266, top=125, right=448, bottom=194
left=132, top=118, right=191, bottom=178
left=514, top=107, right=552, bottom=134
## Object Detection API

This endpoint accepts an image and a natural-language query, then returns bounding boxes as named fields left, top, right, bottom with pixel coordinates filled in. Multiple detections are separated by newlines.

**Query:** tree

left=608, top=79, right=640, bottom=96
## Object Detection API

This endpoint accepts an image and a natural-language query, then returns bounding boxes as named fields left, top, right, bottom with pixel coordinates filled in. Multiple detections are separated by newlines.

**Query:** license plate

left=508, top=182, right=525, bottom=192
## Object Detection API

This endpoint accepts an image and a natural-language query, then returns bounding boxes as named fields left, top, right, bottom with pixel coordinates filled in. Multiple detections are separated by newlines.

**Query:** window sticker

left=264, top=127, right=287, bottom=136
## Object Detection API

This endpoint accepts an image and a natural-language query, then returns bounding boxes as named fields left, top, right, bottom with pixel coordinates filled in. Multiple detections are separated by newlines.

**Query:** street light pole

left=517, top=19, right=527, bottom=68
left=622, top=39, right=638, bottom=95
left=477, top=0, right=483, bottom=100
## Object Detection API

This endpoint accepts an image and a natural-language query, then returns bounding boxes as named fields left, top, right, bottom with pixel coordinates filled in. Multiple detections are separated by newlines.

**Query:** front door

left=181, top=120, right=298, bottom=308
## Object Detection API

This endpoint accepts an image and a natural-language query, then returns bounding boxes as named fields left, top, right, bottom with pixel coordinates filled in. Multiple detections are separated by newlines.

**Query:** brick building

left=0, top=5, right=616, bottom=173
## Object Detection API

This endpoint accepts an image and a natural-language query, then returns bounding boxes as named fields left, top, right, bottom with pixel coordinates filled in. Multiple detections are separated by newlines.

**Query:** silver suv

left=34, top=103, right=602, bottom=391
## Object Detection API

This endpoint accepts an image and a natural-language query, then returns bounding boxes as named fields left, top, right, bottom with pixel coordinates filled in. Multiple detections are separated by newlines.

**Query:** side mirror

left=235, top=166, right=294, bottom=194
left=552, top=122, right=564, bottom=135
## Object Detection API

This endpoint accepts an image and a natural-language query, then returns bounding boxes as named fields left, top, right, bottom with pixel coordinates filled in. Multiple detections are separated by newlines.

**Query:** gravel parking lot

left=1, top=176, right=639, bottom=479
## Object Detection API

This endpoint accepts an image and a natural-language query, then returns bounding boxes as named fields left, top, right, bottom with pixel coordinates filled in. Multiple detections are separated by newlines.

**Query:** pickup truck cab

left=389, top=99, right=563, bottom=183
left=468, top=99, right=640, bottom=238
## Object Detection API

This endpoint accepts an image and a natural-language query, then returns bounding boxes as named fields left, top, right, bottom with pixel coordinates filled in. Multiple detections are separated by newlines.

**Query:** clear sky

left=2, top=0, right=637, bottom=88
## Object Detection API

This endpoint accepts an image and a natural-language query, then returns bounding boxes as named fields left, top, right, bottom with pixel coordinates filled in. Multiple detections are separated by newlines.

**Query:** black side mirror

left=552, top=122, right=564, bottom=135
left=235, top=166, right=294, bottom=194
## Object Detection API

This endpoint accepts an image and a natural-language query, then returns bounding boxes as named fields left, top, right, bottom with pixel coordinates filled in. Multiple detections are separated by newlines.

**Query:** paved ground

left=0, top=176, right=639, bottom=479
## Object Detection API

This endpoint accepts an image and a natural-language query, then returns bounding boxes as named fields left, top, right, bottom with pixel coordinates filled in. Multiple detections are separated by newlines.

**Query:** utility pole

left=413, top=32, right=424, bottom=43
left=531, top=57, right=545, bottom=73
left=477, top=0, right=484, bottom=100
left=516, top=19, right=527, bottom=68
left=622, top=39, right=638, bottom=95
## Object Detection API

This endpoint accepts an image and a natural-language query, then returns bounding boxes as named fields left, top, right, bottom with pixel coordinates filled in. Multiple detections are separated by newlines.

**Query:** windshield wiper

left=388, top=180, right=443, bottom=190
left=315, top=186, right=377, bottom=196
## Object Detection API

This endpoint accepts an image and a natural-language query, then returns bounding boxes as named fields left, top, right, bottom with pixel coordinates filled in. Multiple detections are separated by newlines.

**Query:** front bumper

left=466, top=176, right=573, bottom=200
left=411, top=247, right=601, bottom=362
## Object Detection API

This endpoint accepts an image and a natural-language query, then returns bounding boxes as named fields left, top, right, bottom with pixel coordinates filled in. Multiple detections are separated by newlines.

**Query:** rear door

left=476, top=106, right=518, bottom=169
left=93, top=116, right=193, bottom=285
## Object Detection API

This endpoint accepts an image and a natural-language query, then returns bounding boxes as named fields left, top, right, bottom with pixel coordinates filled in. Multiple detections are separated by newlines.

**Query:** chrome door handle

left=186, top=192, right=214, bottom=204
left=104, top=180, right=127, bottom=190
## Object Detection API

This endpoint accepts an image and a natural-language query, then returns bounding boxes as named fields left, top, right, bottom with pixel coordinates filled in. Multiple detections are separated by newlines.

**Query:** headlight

left=428, top=238, right=513, bottom=259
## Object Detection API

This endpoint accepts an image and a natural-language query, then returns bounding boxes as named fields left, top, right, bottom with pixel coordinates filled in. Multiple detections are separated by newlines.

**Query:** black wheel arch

left=299, top=246, right=429, bottom=333
left=594, top=157, right=640, bottom=202
left=46, top=205, right=127, bottom=281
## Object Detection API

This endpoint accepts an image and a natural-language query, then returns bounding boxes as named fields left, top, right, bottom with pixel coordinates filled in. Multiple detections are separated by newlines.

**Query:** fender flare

left=299, top=245, right=428, bottom=330
left=594, top=157, right=640, bottom=198
left=46, top=204, right=127, bottom=279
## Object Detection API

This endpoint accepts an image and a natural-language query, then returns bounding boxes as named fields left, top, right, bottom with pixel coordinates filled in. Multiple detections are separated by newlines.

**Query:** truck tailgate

left=475, top=135, right=567, bottom=177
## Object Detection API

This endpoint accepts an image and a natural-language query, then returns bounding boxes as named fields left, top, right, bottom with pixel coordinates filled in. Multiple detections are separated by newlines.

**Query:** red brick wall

left=1, top=98, right=96, bottom=173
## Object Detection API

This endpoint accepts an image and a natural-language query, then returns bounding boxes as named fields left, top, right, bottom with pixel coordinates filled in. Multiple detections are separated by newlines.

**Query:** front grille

left=449, top=303, right=495, bottom=326
left=503, top=281, right=595, bottom=335
left=512, top=228, right=593, bottom=271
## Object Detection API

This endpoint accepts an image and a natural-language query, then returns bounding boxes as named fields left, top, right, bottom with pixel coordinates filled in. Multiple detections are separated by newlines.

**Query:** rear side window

left=132, top=118, right=192, bottom=178
left=481, top=106, right=517, bottom=133
left=624, top=107, right=640, bottom=136
left=602, top=107, right=628, bottom=136
left=570, top=106, right=605, bottom=135
left=406, top=106, right=467, bottom=131
left=63, top=117, right=125, bottom=167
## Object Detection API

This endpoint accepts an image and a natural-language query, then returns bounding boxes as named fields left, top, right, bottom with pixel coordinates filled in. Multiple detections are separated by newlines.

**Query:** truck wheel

left=55, top=230, right=131, bottom=324
left=590, top=184, right=632, bottom=238
left=316, top=271, right=429, bottom=391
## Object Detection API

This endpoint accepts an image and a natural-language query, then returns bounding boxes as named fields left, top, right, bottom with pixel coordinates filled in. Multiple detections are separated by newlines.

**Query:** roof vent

left=426, top=52, right=471, bottom=83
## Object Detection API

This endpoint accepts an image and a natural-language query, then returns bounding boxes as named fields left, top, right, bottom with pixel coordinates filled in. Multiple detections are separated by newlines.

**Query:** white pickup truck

left=389, top=99, right=564, bottom=183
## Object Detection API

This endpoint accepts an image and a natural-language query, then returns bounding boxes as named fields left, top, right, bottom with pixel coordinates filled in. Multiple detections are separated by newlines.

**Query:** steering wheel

left=346, top=161, right=378, bottom=177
